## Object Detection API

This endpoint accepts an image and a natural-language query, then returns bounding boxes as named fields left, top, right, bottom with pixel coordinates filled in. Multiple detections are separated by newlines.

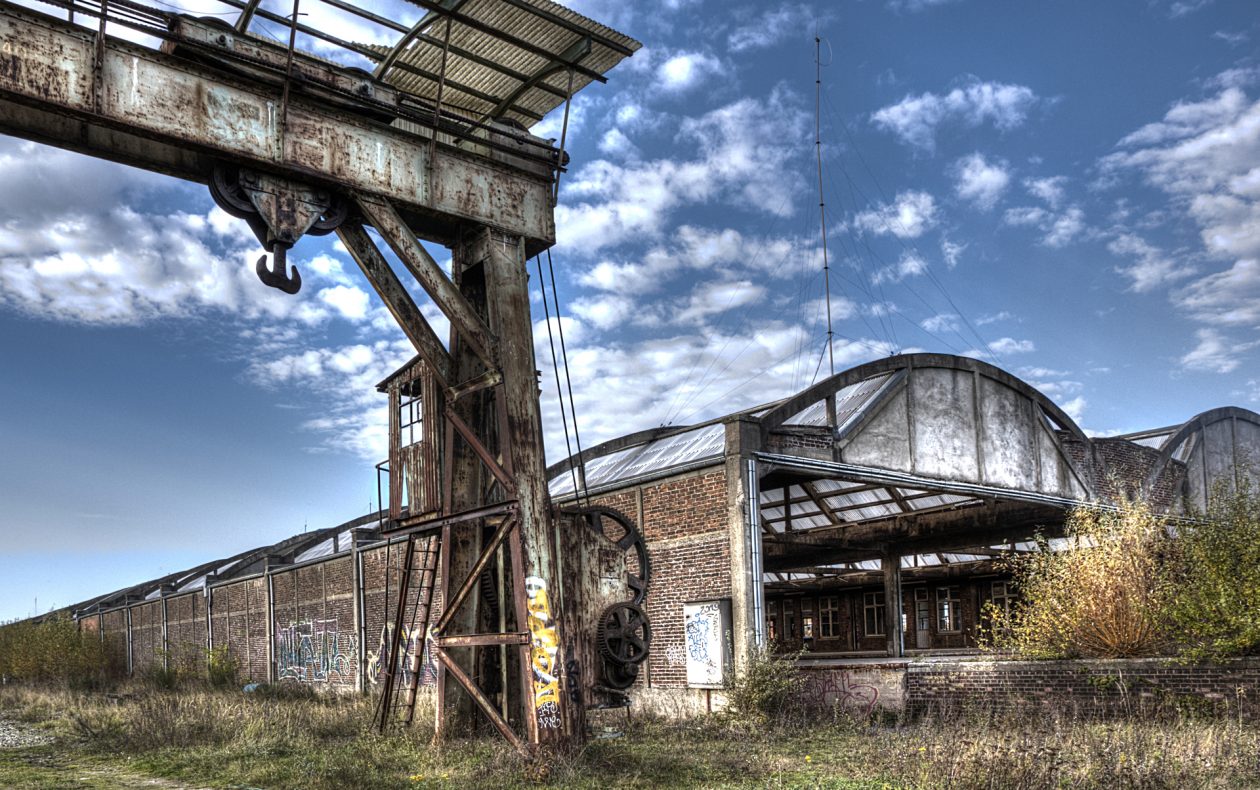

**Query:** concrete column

left=725, top=418, right=763, bottom=673
left=882, top=549, right=904, bottom=658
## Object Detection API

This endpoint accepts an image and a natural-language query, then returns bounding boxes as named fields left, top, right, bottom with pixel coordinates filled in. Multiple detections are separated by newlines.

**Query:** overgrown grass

left=2, top=683, right=1259, bottom=789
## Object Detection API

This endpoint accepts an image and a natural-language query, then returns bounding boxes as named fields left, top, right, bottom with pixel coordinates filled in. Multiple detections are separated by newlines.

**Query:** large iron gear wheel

left=597, top=601, right=651, bottom=667
left=566, top=505, right=650, bottom=605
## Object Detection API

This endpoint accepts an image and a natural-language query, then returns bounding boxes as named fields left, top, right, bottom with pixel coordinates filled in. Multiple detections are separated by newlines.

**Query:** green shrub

left=722, top=645, right=806, bottom=728
left=0, top=616, right=117, bottom=686
left=207, top=645, right=239, bottom=689
left=1169, top=476, right=1260, bottom=661
left=984, top=500, right=1175, bottom=659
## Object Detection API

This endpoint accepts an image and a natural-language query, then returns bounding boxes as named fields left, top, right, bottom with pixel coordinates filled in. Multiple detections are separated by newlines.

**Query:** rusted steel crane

left=0, top=0, right=643, bottom=752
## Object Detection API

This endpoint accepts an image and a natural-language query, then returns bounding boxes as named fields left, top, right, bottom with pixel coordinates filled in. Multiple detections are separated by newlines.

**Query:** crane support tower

left=0, top=0, right=642, bottom=752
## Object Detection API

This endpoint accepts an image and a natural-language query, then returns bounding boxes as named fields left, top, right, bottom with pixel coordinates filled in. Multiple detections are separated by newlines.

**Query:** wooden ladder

left=375, top=533, right=440, bottom=732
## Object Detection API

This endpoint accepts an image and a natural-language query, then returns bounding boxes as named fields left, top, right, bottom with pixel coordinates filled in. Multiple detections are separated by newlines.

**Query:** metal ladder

left=374, top=533, right=440, bottom=732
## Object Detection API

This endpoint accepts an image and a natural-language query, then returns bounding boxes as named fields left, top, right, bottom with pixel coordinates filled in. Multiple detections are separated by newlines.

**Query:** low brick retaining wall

left=904, top=657, right=1260, bottom=719
left=787, top=657, right=1260, bottom=720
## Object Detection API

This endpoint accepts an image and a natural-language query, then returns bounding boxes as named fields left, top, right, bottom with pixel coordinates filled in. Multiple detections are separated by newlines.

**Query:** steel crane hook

left=256, top=244, right=302, bottom=295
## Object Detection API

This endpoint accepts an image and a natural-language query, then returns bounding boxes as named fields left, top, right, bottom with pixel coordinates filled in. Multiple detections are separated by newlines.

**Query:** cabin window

left=399, top=391, right=424, bottom=447
left=819, top=596, right=840, bottom=638
left=937, top=586, right=961, bottom=633
left=991, top=581, right=1013, bottom=615
left=802, top=616, right=814, bottom=640
left=863, top=591, right=885, bottom=637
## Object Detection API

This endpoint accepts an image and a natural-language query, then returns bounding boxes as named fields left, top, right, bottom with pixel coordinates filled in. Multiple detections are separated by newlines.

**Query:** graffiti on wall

left=683, top=600, right=730, bottom=687
left=525, top=575, right=561, bottom=730
left=275, top=619, right=357, bottom=683
left=803, top=670, right=880, bottom=717
left=365, top=623, right=436, bottom=689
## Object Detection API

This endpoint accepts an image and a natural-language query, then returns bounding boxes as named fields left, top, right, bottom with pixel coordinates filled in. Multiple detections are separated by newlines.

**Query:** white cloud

left=674, top=280, right=766, bottom=324
left=1103, top=82, right=1260, bottom=340
left=557, top=89, right=810, bottom=251
left=1024, top=175, right=1068, bottom=209
left=940, top=239, right=966, bottom=268
left=976, top=311, right=1013, bottom=326
left=1043, top=207, right=1086, bottom=248
left=727, top=4, right=814, bottom=52
left=318, top=285, right=371, bottom=321
left=570, top=293, right=639, bottom=330
left=988, top=336, right=1035, bottom=354
left=535, top=320, right=897, bottom=458
left=1107, top=234, right=1196, bottom=292
left=1060, top=396, right=1087, bottom=424
left=657, top=52, right=724, bottom=92
left=1180, top=328, right=1257, bottom=373
left=1167, top=0, right=1212, bottom=18
left=1115, top=87, right=1249, bottom=147
left=921, top=313, right=960, bottom=333
left=871, top=80, right=1039, bottom=152
left=1003, top=204, right=1086, bottom=248
left=1212, top=30, right=1249, bottom=47
left=1173, top=258, right=1260, bottom=326
left=953, top=153, right=1011, bottom=210
left=853, top=190, right=940, bottom=238
left=872, top=252, right=928, bottom=285
left=887, top=0, right=964, bottom=10
left=598, top=128, right=640, bottom=159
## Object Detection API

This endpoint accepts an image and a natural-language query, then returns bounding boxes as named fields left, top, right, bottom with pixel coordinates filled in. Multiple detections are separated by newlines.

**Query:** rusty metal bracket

left=444, top=404, right=517, bottom=496
left=433, top=513, right=518, bottom=633
left=355, top=193, right=499, bottom=368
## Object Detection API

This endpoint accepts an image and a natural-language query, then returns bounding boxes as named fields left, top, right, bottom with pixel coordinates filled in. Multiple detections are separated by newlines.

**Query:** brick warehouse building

left=41, top=353, right=1260, bottom=712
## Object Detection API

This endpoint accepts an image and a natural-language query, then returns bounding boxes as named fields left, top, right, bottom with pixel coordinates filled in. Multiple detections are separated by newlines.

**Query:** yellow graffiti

left=525, top=575, right=561, bottom=725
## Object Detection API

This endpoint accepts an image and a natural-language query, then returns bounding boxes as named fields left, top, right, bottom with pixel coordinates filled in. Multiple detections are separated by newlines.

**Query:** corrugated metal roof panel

left=549, top=422, right=724, bottom=496
left=374, top=0, right=641, bottom=127
left=781, top=372, right=895, bottom=427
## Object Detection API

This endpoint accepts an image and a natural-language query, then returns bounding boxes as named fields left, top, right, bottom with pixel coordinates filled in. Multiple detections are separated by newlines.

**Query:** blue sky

left=1, top=0, right=1257, bottom=621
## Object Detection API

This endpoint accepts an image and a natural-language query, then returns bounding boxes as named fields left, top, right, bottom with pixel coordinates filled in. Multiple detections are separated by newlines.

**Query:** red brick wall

left=360, top=540, right=439, bottom=695
left=129, top=600, right=163, bottom=674
left=589, top=467, right=732, bottom=691
left=165, top=593, right=206, bottom=676
left=271, top=557, right=358, bottom=688
left=210, top=578, right=269, bottom=683
left=906, top=658, right=1260, bottom=719
left=100, top=609, right=128, bottom=671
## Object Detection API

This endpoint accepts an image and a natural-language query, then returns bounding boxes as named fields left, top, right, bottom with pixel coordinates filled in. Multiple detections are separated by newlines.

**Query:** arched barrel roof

left=1143, top=406, right=1260, bottom=511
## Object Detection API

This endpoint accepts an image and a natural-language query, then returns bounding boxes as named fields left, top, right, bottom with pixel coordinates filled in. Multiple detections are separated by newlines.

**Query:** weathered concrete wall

left=799, top=662, right=907, bottom=715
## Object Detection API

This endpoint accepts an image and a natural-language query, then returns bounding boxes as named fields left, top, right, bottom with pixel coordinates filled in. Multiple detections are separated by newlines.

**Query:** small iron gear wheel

left=597, top=601, right=651, bottom=666
left=603, top=660, right=639, bottom=690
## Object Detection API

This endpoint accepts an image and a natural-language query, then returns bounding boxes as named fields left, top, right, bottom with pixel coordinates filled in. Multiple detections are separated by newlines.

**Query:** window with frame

left=991, top=581, right=1013, bottom=615
left=863, top=591, right=885, bottom=637
left=766, top=615, right=778, bottom=642
left=802, top=615, right=814, bottom=640
left=819, top=596, right=840, bottom=638
left=937, top=586, right=961, bottom=633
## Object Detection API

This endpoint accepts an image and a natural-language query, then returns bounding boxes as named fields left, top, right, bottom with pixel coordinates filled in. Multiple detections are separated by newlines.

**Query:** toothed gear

left=565, top=505, right=650, bottom=605
left=597, top=601, right=651, bottom=666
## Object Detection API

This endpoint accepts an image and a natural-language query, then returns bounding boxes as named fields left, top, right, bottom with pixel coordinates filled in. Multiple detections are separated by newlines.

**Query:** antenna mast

left=815, top=36, right=835, bottom=378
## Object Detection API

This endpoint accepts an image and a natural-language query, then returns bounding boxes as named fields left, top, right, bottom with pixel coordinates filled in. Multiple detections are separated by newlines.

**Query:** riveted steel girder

left=0, top=3, right=556, bottom=248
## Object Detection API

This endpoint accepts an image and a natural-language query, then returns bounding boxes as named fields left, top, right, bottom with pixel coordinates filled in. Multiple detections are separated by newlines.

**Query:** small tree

left=985, top=500, right=1175, bottom=659
left=1169, top=476, right=1260, bottom=661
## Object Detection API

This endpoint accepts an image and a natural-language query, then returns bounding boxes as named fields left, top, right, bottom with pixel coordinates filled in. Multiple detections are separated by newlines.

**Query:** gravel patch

left=0, top=717, right=53, bottom=749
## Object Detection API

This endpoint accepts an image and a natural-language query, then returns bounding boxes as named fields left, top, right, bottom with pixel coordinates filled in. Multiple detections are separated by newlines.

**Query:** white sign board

left=683, top=599, right=732, bottom=688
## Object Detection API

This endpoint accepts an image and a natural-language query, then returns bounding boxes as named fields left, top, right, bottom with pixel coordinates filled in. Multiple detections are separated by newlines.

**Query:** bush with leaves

left=722, top=645, right=806, bottom=728
left=1169, top=476, right=1260, bottom=661
left=984, top=500, right=1175, bottom=659
left=0, top=616, right=119, bottom=686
